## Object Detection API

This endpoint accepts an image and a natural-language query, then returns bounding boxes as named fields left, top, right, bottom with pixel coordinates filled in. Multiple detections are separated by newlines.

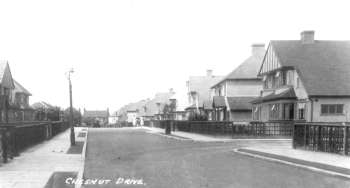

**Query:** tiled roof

left=268, top=40, right=350, bottom=97
left=31, top=101, right=55, bottom=109
left=143, top=92, right=175, bottom=117
left=213, top=96, right=226, bottom=108
left=188, top=75, right=223, bottom=105
left=227, top=97, right=255, bottom=111
left=212, top=48, right=264, bottom=88
left=251, top=88, right=297, bottom=104
left=14, top=80, right=31, bottom=96
left=84, top=110, right=109, bottom=118
left=0, top=61, right=15, bottom=89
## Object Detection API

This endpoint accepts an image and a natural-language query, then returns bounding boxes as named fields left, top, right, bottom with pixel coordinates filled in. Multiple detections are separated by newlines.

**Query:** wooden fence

left=150, top=120, right=293, bottom=138
left=0, top=121, right=69, bottom=163
left=293, top=122, right=350, bottom=156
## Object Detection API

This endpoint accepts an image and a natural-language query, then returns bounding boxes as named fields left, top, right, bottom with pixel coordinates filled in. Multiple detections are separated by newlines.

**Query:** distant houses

left=116, top=30, right=350, bottom=126
left=83, top=108, right=109, bottom=126
left=252, top=31, right=350, bottom=124
left=117, top=89, right=175, bottom=126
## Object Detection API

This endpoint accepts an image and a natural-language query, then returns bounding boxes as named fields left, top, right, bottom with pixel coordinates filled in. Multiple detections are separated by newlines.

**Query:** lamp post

left=67, top=69, right=75, bottom=146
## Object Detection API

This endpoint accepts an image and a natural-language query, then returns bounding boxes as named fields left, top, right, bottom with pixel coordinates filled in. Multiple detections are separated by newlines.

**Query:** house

left=9, top=80, right=35, bottom=121
left=83, top=108, right=109, bottom=126
left=142, top=89, right=175, bottom=121
left=0, top=61, right=15, bottom=123
left=211, top=44, right=265, bottom=122
left=186, top=70, right=223, bottom=120
left=117, top=99, right=150, bottom=126
left=108, top=112, right=118, bottom=124
left=32, top=101, right=61, bottom=121
left=168, top=90, right=190, bottom=120
left=251, top=31, right=350, bottom=124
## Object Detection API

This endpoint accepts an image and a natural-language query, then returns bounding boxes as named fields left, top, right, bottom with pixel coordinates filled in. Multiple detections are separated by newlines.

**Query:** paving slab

left=0, top=127, right=87, bottom=188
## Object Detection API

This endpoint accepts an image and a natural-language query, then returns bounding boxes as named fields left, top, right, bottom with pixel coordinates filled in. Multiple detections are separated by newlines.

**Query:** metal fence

left=0, top=121, right=69, bottom=163
left=151, top=120, right=293, bottom=138
left=293, top=122, right=350, bottom=155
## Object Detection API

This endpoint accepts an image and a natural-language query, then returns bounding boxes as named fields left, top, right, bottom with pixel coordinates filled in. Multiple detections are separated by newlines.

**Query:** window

left=286, top=70, right=294, bottom=85
left=296, top=77, right=300, bottom=88
left=269, top=103, right=280, bottom=120
left=252, top=106, right=261, bottom=120
left=298, top=103, right=306, bottom=120
left=321, top=104, right=344, bottom=115
left=282, top=103, right=295, bottom=120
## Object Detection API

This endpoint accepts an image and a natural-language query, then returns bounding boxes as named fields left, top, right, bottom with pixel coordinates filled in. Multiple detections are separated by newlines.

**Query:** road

left=82, top=128, right=350, bottom=188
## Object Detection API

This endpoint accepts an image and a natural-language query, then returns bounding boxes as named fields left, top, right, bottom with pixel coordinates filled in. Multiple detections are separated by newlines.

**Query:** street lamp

left=67, top=69, right=75, bottom=146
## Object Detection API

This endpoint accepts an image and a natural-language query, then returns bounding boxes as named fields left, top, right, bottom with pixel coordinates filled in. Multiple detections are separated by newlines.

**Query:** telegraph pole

left=68, top=69, right=75, bottom=146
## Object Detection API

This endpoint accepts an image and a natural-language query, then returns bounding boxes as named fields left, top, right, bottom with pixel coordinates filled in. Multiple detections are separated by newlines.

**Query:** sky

left=0, top=0, right=349, bottom=113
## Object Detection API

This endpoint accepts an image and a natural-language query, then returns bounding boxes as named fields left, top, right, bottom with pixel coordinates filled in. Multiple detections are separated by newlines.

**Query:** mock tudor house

left=186, top=70, right=223, bottom=120
left=211, top=44, right=265, bottom=122
left=251, top=31, right=350, bottom=124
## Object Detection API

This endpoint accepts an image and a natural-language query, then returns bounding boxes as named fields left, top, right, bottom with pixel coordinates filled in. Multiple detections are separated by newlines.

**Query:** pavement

left=83, top=128, right=350, bottom=188
left=0, top=127, right=88, bottom=188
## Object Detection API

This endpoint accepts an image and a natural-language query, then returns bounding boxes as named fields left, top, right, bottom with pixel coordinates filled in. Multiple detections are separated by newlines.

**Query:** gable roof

left=13, top=80, right=31, bottom=96
left=212, top=47, right=265, bottom=88
left=188, top=75, right=223, bottom=106
left=31, top=101, right=56, bottom=109
left=251, top=88, right=297, bottom=104
left=266, top=40, right=350, bottom=97
left=143, top=92, right=175, bottom=116
left=0, top=61, right=15, bottom=89
left=227, top=97, right=255, bottom=111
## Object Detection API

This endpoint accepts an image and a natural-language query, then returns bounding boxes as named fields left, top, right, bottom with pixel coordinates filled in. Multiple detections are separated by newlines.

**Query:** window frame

left=320, top=104, right=344, bottom=116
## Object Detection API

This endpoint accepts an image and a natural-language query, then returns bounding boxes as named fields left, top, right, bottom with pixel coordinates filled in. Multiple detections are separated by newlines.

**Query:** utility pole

left=68, top=69, right=75, bottom=146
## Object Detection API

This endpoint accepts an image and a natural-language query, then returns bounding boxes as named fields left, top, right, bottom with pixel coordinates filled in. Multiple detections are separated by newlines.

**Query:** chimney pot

left=301, top=30, right=315, bottom=44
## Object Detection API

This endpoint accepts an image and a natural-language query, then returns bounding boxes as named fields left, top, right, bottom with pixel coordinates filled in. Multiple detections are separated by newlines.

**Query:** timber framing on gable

left=258, top=43, right=282, bottom=76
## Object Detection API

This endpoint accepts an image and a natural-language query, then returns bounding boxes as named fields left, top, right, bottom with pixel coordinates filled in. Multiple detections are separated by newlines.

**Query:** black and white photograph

left=0, top=0, right=350, bottom=187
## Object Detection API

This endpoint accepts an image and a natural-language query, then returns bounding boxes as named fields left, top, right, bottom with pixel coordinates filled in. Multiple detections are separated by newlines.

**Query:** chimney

left=251, top=44, right=265, bottom=56
left=206, top=69, right=213, bottom=77
left=301, top=30, right=315, bottom=44
left=169, top=88, right=174, bottom=93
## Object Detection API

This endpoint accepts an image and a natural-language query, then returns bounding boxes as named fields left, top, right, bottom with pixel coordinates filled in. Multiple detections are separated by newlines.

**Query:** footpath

left=0, top=127, right=87, bottom=188
left=143, top=126, right=350, bottom=179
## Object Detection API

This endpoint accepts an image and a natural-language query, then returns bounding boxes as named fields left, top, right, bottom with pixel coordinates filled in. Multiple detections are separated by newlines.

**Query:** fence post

left=317, top=125, right=322, bottom=151
left=343, top=125, right=348, bottom=155
left=1, top=129, right=7, bottom=163
left=292, top=123, right=296, bottom=149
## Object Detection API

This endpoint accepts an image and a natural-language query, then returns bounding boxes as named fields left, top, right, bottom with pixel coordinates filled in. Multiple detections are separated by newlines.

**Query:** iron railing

left=151, top=120, right=293, bottom=138
left=293, top=122, right=350, bottom=155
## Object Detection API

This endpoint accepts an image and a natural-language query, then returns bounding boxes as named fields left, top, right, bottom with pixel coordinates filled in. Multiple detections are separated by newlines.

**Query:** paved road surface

left=83, top=128, right=350, bottom=188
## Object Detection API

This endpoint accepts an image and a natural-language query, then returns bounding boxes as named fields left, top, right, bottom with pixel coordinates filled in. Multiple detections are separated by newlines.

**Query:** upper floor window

left=321, top=104, right=344, bottom=115
left=286, top=70, right=294, bottom=85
